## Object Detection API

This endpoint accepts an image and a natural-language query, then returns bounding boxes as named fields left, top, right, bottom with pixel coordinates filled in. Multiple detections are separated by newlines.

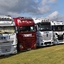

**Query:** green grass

left=0, top=44, right=64, bottom=64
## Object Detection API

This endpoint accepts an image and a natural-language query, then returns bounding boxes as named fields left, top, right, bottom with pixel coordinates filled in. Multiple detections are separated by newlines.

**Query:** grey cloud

left=46, top=11, right=64, bottom=21
left=0, top=0, right=57, bottom=17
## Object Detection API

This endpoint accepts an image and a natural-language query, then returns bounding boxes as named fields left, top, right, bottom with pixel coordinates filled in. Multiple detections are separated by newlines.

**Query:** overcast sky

left=0, top=0, right=64, bottom=21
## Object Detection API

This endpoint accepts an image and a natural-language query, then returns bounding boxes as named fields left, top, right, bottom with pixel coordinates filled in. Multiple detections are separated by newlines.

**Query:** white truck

left=51, top=21, right=64, bottom=44
left=0, top=15, right=17, bottom=55
left=36, top=19, right=54, bottom=47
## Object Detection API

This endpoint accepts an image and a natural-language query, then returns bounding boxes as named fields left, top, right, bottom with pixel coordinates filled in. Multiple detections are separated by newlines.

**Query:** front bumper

left=0, top=45, right=17, bottom=56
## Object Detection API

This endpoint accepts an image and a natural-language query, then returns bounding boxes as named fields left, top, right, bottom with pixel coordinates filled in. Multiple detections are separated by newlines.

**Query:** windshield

left=52, top=25, right=64, bottom=31
left=38, top=23, right=51, bottom=31
left=18, top=26, right=36, bottom=32
left=0, top=26, right=15, bottom=34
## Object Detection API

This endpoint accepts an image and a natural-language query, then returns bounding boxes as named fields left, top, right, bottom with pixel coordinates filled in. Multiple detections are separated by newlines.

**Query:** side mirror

left=35, top=25, right=37, bottom=31
left=16, top=31, right=18, bottom=34
left=15, top=26, right=19, bottom=33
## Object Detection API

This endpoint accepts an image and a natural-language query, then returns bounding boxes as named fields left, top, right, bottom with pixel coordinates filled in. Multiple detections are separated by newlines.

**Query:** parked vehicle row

left=0, top=15, right=64, bottom=56
left=35, top=19, right=64, bottom=47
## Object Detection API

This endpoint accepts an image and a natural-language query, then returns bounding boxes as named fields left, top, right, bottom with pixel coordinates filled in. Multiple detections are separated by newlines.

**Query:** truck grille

left=42, top=33, right=51, bottom=40
left=1, top=46, right=11, bottom=53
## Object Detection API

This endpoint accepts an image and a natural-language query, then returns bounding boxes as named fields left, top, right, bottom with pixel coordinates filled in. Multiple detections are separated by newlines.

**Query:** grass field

left=0, top=44, right=64, bottom=64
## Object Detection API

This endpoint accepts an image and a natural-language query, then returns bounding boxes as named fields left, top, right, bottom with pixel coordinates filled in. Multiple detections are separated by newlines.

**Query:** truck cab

left=0, top=15, right=17, bottom=55
left=13, top=17, right=36, bottom=51
left=36, top=19, right=54, bottom=47
left=51, top=21, right=64, bottom=44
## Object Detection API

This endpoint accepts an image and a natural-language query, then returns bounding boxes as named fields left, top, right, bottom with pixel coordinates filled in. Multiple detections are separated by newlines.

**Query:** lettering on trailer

left=23, top=34, right=32, bottom=37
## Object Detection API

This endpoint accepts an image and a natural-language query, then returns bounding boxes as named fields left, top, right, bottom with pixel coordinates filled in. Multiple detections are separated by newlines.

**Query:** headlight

left=19, top=45, right=24, bottom=49
left=9, top=35, right=14, bottom=39
left=55, top=33, right=57, bottom=35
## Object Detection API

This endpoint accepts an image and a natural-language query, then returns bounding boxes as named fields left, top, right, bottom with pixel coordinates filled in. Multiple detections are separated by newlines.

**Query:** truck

left=13, top=17, right=36, bottom=51
left=36, top=19, right=54, bottom=47
left=51, top=21, right=64, bottom=44
left=0, top=15, right=17, bottom=55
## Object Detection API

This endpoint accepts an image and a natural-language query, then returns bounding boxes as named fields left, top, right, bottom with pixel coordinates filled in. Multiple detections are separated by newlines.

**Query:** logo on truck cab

left=23, top=34, right=32, bottom=37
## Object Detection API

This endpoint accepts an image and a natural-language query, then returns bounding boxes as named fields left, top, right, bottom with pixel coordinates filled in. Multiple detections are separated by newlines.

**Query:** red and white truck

left=13, top=17, right=36, bottom=51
